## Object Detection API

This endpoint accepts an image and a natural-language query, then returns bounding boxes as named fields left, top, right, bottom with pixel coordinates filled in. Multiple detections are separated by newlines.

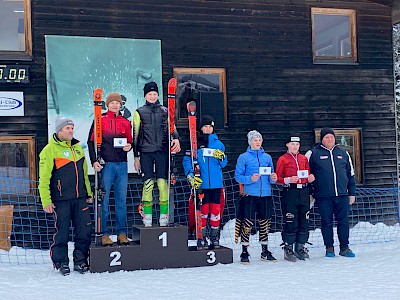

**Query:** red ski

left=187, top=101, right=203, bottom=246
left=167, top=78, right=177, bottom=225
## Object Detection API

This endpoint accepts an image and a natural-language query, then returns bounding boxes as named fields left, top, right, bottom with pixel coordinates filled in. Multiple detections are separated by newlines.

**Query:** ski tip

left=187, top=101, right=196, bottom=115
left=93, top=88, right=103, bottom=101
left=168, top=78, right=177, bottom=86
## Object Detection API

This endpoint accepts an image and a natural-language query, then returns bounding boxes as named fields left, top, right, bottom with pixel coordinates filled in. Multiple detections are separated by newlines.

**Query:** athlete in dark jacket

left=306, top=127, right=356, bottom=258
left=133, top=82, right=180, bottom=227
left=39, top=117, right=92, bottom=275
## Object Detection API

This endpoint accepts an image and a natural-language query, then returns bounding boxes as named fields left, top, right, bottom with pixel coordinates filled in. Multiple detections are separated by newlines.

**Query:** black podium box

left=89, top=225, right=233, bottom=273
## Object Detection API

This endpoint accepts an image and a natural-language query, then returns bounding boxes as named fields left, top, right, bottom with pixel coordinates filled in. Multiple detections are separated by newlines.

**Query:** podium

left=89, top=225, right=233, bottom=273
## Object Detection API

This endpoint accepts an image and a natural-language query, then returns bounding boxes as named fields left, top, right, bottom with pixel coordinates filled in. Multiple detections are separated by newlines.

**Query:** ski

left=167, top=78, right=177, bottom=226
left=93, top=88, right=104, bottom=245
left=187, top=100, right=203, bottom=248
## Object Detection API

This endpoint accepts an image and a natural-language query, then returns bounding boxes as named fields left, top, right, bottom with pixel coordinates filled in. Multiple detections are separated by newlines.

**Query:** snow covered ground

left=1, top=221, right=400, bottom=300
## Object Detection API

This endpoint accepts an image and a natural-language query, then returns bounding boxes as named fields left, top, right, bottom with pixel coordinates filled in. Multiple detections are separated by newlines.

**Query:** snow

left=1, top=221, right=400, bottom=300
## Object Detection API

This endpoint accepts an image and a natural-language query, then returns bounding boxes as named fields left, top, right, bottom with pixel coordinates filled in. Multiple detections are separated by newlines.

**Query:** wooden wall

left=0, top=0, right=397, bottom=187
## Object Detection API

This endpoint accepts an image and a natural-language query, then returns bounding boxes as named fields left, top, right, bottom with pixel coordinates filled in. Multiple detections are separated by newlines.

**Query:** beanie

left=247, top=130, right=263, bottom=145
left=320, top=127, right=335, bottom=141
left=143, top=82, right=159, bottom=96
left=286, top=135, right=301, bottom=144
left=55, top=116, right=74, bottom=133
left=106, top=92, right=123, bottom=107
left=200, top=115, right=214, bottom=129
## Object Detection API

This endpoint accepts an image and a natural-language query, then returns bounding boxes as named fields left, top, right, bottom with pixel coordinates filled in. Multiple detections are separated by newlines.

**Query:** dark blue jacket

left=183, top=133, right=227, bottom=189
left=308, top=144, right=356, bottom=198
left=235, top=146, right=276, bottom=197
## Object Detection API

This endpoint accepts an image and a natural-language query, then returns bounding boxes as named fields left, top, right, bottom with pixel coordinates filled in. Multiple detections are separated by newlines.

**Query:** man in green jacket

left=39, top=116, right=93, bottom=276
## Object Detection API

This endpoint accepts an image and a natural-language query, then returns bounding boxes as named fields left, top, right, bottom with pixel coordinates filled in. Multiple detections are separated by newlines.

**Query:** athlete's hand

left=349, top=196, right=355, bottom=205
left=134, top=158, right=141, bottom=173
left=289, top=176, right=300, bottom=183
left=43, top=203, right=55, bottom=213
left=308, top=174, right=315, bottom=183
left=251, top=174, right=261, bottom=182
left=213, top=149, right=225, bottom=161
left=93, top=162, right=103, bottom=172
left=171, top=139, right=181, bottom=153
left=187, top=174, right=202, bottom=190
left=86, top=198, right=93, bottom=204
left=270, top=172, right=278, bottom=181
left=123, top=144, right=132, bottom=152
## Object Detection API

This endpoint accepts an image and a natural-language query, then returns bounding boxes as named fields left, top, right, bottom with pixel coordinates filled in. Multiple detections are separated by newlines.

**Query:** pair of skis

left=93, top=88, right=104, bottom=245
left=187, top=101, right=204, bottom=247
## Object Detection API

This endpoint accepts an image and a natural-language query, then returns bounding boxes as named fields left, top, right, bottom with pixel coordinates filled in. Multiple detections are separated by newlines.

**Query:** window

left=0, top=136, right=36, bottom=194
left=311, top=8, right=357, bottom=63
left=315, top=128, right=362, bottom=183
left=173, top=68, right=227, bottom=126
left=0, top=0, right=32, bottom=59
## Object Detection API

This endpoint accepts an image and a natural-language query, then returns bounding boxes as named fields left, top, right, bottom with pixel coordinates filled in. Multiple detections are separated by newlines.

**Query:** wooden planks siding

left=0, top=0, right=397, bottom=187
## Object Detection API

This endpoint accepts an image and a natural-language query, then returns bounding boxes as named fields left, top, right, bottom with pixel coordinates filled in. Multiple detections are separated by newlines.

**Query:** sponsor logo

left=337, top=155, right=343, bottom=159
left=0, top=97, right=22, bottom=110
left=63, top=151, right=70, bottom=158
left=320, top=156, right=328, bottom=159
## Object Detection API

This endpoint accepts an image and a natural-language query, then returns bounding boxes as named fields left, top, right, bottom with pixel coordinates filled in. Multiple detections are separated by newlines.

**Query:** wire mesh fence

left=1, top=170, right=399, bottom=265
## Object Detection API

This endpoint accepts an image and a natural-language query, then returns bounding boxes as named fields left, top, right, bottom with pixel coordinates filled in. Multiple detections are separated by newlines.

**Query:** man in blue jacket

left=235, top=130, right=278, bottom=264
left=307, top=127, right=356, bottom=258
left=183, top=115, right=227, bottom=249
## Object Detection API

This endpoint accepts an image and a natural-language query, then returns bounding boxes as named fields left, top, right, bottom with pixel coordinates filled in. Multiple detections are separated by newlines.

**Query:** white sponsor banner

left=0, top=91, right=24, bottom=116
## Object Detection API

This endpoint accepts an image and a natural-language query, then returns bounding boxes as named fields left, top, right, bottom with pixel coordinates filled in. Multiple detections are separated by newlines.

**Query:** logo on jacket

left=63, top=151, right=70, bottom=158
left=337, top=155, right=343, bottom=159
left=75, top=149, right=82, bottom=156
left=320, top=156, right=328, bottom=159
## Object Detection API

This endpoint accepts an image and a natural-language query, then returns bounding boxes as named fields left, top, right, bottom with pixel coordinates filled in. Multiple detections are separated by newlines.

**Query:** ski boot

left=209, top=227, right=220, bottom=250
left=159, top=214, right=168, bottom=227
left=143, top=214, right=152, bottom=227
left=294, top=243, right=309, bottom=260
left=260, top=245, right=277, bottom=262
left=74, top=262, right=89, bottom=274
left=240, top=245, right=250, bottom=264
left=339, top=247, right=356, bottom=257
left=325, top=247, right=335, bottom=257
left=117, top=233, right=130, bottom=245
left=58, top=264, right=70, bottom=276
left=282, top=243, right=297, bottom=262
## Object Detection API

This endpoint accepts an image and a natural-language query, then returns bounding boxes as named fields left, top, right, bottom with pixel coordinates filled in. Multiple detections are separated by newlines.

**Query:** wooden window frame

left=0, top=0, right=32, bottom=60
left=173, top=67, right=227, bottom=125
left=311, top=8, right=357, bottom=63
left=315, top=128, right=362, bottom=183
left=0, top=135, right=36, bottom=182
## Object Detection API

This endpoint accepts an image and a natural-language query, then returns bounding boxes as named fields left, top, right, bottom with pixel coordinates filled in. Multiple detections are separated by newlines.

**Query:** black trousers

left=281, top=187, right=310, bottom=245
left=240, top=196, right=272, bottom=245
left=51, top=198, right=92, bottom=267
left=141, top=151, right=168, bottom=180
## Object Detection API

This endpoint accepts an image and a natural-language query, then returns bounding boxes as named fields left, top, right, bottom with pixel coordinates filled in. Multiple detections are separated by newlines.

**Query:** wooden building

left=0, top=0, right=398, bottom=187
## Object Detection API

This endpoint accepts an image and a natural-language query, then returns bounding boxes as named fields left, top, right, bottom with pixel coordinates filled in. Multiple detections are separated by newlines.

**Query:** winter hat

left=106, top=92, right=123, bottom=107
left=55, top=116, right=74, bottom=133
left=200, top=115, right=214, bottom=129
left=286, top=135, right=301, bottom=144
left=143, top=81, right=159, bottom=96
left=247, top=130, right=263, bottom=145
left=320, top=127, right=335, bottom=141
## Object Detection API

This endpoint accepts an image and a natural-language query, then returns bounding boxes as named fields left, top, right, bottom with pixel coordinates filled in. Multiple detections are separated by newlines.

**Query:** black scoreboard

left=0, top=65, right=30, bottom=84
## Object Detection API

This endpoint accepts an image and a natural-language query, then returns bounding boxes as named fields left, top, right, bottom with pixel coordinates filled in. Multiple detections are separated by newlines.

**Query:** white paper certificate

left=113, top=138, right=127, bottom=148
left=297, top=170, right=309, bottom=179
left=259, top=167, right=271, bottom=175
left=203, top=148, right=215, bottom=157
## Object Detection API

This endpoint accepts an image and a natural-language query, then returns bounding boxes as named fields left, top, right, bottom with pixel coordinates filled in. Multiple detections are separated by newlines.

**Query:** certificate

left=297, top=170, right=309, bottom=179
left=203, top=148, right=215, bottom=157
left=259, top=167, right=271, bottom=175
left=113, top=138, right=127, bottom=148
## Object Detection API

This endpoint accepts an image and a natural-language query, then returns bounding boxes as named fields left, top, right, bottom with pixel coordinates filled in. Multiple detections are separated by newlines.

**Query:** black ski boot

left=294, top=243, right=309, bottom=260
left=260, top=245, right=277, bottom=262
left=74, top=262, right=89, bottom=274
left=283, top=243, right=297, bottom=262
left=209, top=227, right=220, bottom=250
left=202, top=227, right=209, bottom=250
left=240, top=245, right=250, bottom=264
left=59, top=264, right=70, bottom=276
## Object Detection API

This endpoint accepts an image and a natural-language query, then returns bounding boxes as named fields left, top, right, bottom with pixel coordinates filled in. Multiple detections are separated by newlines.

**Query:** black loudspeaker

left=199, top=91, right=225, bottom=128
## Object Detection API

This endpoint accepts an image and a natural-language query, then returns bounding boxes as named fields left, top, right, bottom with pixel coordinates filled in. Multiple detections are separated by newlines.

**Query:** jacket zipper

left=257, top=151, right=262, bottom=197
left=57, top=180, right=62, bottom=196
left=70, top=145, right=80, bottom=198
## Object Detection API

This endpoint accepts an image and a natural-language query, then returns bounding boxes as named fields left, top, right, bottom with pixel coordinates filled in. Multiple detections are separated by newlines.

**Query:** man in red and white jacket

left=275, top=135, right=315, bottom=262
